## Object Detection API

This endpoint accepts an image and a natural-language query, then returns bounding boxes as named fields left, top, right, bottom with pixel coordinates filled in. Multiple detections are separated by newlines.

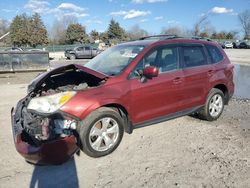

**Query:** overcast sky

left=0, top=0, right=249, bottom=34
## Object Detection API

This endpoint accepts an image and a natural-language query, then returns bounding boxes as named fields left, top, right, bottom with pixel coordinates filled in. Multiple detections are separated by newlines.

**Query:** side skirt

left=133, top=106, right=203, bottom=130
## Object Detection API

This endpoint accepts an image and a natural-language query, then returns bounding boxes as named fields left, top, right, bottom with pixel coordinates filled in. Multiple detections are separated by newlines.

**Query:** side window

left=85, top=46, right=90, bottom=51
left=160, top=47, right=178, bottom=72
left=144, top=51, right=157, bottom=66
left=183, top=46, right=207, bottom=68
left=77, top=47, right=84, bottom=51
left=205, top=45, right=223, bottom=64
left=129, top=46, right=178, bottom=78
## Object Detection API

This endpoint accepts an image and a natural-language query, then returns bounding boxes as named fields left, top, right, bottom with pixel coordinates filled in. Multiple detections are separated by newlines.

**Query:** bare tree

left=238, top=10, right=250, bottom=39
left=0, top=18, right=11, bottom=45
left=161, top=26, right=189, bottom=36
left=0, top=19, right=9, bottom=35
left=50, top=16, right=78, bottom=44
left=50, top=20, right=66, bottom=44
left=193, top=15, right=210, bottom=36
left=61, top=15, right=78, bottom=29
left=127, top=24, right=148, bottom=40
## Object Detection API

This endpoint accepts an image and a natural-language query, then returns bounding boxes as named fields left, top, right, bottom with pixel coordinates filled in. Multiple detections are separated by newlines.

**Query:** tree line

left=9, top=13, right=48, bottom=47
left=0, top=9, right=249, bottom=48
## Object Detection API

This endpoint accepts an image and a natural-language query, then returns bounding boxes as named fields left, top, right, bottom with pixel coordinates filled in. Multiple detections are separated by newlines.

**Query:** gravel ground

left=0, top=49, right=250, bottom=188
left=224, top=49, right=250, bottom=66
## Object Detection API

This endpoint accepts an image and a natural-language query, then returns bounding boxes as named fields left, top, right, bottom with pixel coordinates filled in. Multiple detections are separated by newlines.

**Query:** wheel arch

left=103, top=103, right=133, bottom=134
left=69, top=52, right=77, bottom=58
left=213, top=84, right=229, bottom=105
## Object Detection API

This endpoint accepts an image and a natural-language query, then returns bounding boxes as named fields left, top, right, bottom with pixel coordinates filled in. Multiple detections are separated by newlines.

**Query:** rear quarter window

left=205, top=45, right=224, bottom=64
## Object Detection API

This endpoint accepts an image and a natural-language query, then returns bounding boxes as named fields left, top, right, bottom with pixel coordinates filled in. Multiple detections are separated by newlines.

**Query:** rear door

left=83, top=46, right=91, bottom=58
left=180, top=44, right=213, bottom=109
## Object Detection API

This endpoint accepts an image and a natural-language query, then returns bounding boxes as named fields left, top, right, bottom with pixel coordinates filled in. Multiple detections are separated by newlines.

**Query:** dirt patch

left=0, top=72, right=40, bottom=85
left=224, top=49, right=250, bottom=66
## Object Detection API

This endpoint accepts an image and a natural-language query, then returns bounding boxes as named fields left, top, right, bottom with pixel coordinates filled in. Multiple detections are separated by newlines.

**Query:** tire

left=77, top=107, right=124, bottom=158
left=198, top=88, right=225, bottom=121
left=69, top=54, right=76, bottom=60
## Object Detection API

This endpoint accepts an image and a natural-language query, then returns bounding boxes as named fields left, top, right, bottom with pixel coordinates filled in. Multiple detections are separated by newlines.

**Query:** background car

left=65, top=46, right=100, bottom=60
left=27, top=48, right=44, bottom=52
left=233, top=41, right=241, bottom=49
left=224, top=41, right=233, bottom=48
left=5, top=47, right=23, bottom=52
left=218, top=42, right=225, bottom=49
left=239, top=41, right=250, bottom=49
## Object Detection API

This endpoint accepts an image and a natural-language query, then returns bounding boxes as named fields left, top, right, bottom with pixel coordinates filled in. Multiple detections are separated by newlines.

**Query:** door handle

left=173, top=77, right=183, bottom=84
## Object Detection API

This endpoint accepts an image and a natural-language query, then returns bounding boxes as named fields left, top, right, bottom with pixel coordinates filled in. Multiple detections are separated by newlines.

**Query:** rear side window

left=206, top=45, right=224, bottom=64
left=183, top=46, right=207, bottom=68
left=85, top=47, right=90, bottom=50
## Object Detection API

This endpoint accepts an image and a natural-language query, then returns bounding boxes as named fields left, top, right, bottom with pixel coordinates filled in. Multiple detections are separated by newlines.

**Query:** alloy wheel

left=209, top=94, right=223, bottom=117
left=89, top=117, right=119, bottom=152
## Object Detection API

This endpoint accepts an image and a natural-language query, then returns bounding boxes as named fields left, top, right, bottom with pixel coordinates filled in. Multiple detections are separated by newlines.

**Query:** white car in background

left=224, top=41, right=233, bottom=49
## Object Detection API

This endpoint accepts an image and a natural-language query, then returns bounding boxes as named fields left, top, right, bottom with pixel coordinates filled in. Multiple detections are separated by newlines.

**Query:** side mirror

left=142, top=66, right=159, bottom=79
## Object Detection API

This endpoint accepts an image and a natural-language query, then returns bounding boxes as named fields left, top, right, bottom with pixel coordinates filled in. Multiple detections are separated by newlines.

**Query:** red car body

left=11, top=37, right=234, bottom=165
left=62, top=39, right=234, bottom=123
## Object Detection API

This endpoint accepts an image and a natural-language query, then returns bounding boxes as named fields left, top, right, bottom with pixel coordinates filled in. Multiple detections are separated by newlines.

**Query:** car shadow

left=29, top=157, right=79, bottom=188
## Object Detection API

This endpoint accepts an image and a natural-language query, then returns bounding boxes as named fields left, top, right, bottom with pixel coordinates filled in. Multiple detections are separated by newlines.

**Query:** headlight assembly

left=27, top=91, right=76, bottom=114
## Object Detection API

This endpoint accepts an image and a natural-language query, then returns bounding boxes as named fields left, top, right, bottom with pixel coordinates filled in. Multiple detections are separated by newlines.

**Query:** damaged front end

left=11, top=64, right=107, bottom=165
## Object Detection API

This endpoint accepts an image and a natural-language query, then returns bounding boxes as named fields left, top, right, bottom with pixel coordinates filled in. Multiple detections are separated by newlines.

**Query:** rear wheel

left=198, top=88, right=225, bottom=121
left=78, top=107, right=124, bottom=157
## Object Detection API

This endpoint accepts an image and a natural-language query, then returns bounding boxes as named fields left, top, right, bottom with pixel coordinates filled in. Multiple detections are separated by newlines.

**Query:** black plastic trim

left=133, top=106, right=203, bottom=129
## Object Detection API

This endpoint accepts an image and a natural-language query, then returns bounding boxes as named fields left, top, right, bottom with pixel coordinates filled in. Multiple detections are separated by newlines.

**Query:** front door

left=128, top=45, right=184, bottom=124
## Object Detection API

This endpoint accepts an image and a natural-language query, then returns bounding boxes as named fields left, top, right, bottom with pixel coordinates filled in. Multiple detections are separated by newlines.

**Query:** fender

left=78, top=98, right=129, bottom=120
left=78, top=99, right=133, bottom=134
left=61, top=97, right=133, bottom=134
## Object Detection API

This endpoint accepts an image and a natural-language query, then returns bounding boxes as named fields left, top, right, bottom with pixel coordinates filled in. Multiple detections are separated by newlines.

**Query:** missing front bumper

left=11, top=102, right=79, bottom=165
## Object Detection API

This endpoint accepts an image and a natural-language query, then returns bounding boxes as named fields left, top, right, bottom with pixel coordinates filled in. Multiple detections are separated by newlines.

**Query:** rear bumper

left=11, top=107, right=79, bottom=165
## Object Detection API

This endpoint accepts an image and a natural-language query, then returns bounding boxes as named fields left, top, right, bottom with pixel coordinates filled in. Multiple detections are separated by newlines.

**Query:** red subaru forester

left=11, top=35, right=234, bottom=164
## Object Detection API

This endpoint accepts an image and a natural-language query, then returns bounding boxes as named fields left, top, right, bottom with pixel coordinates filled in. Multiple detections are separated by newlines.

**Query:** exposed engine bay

left=30, top=66, right=105, bottom=96
left=15, top=65, right=106, bottom=146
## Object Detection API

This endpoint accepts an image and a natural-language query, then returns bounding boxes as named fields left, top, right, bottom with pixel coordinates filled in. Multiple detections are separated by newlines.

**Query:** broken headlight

left=27, top=91, right=76, bottom=114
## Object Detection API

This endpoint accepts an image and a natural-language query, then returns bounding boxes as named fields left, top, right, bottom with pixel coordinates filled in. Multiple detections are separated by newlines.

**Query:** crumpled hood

left=27, top=64, right=108, bottom=93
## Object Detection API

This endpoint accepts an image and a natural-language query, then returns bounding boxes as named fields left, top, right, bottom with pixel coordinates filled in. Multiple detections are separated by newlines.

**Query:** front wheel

left=69, top=54, right=76, bottom=60
left=198, top=88, right=225, bottom=121
left=78, top=107, right=124, bottom=157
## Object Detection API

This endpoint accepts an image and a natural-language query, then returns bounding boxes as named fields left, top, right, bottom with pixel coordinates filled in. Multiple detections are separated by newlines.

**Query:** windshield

left=84, top=45, right=145, bottom=76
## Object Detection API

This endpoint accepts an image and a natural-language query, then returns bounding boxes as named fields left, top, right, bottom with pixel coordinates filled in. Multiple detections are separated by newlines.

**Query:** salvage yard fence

left=0, top=51, right=49, bottom=72
left=0, top=43, right=99, bottom=53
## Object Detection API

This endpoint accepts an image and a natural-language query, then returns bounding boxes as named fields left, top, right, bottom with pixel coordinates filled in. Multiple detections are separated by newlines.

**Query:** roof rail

left=139, top=34, right=179, bottom=40
left=191, top=36, right=213, bottom=41
left=137, top=35, right=213, bottom=42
